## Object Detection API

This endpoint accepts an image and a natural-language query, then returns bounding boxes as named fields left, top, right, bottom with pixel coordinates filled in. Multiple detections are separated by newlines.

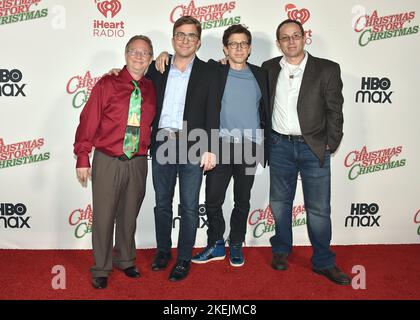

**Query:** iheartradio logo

left=92, top=0, right=125, bottom=38
left=285, top=3, right=310, bottom=25
left=284, top=3, right=313, bottom=45
left=95, top=0, right=121, bottom=18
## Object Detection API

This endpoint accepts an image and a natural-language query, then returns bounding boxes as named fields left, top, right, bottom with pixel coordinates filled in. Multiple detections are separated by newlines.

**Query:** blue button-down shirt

left=158, top=55, right=194, bottom=130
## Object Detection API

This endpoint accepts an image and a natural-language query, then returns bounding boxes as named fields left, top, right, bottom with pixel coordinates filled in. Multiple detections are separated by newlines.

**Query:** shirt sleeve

left=73, top=79, right=106, bottom=168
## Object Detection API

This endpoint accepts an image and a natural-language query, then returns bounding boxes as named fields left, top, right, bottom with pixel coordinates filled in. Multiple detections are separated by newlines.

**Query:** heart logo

left=97, top=0, right=121, bottom=18
left=285, top=3, right=311, bottom=25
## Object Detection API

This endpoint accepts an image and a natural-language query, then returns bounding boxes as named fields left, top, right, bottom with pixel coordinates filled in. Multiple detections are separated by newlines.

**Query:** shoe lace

left=195, top=246, right=212, bottom=259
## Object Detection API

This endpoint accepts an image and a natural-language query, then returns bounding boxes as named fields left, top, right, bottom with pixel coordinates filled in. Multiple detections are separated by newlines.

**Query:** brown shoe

left=313, top=266, right=351, bottom=285
left=271, top=253, right=288, bottom=270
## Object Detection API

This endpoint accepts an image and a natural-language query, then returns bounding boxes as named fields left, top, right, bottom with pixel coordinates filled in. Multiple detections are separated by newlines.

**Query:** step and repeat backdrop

left=1, top=0, right=420, bottom=249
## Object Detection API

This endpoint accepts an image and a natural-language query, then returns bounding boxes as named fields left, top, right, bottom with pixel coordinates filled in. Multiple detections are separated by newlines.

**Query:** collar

left=227, top=60, right=250, bottom=71
left=279, top=50, right=308, bottom=71
left=120, top=65, right=146, bottom=86
left=170, top=54, right=195, bottom=71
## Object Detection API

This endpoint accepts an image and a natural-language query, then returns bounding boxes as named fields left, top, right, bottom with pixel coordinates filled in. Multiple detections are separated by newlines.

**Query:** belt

left=271, top=130, right=305, bottom=142
left=220, top=136, right=242, bottom=144
left=117, top=154, right=146, bottom=161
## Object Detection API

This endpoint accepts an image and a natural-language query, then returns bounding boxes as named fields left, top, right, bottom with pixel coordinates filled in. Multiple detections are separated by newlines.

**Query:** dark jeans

left=151, top=138, right=203, bottom=261
left=269, top=133, right=336, bottom=269
left=205, top=140, right=257, bottom=245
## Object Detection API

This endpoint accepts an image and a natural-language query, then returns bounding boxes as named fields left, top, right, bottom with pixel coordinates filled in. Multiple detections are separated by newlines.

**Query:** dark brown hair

left=222, top=24, right=251, bottom=47
left=173, top=16, right=202, bottom=39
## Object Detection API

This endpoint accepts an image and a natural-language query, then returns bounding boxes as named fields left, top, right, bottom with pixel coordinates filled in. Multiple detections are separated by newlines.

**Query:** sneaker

left=191, top=240, right=226, bottom=264
left=229, top=243, right=244, bottom=267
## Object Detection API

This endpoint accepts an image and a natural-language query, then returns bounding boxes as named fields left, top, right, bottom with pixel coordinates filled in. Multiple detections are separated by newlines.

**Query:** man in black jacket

left=110, top=17, right=217, bottom=282
left=147, top=16, right=218, bottom=282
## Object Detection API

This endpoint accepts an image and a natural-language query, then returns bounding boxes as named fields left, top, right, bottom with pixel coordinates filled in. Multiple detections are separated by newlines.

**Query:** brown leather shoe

left=271, top=253, right=288, bottom=270
left=313, top=266, right=351, bottom=285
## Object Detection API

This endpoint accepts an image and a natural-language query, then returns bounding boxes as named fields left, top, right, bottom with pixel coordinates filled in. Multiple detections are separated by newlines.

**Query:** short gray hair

left=125, top=35, right=154, bottom=56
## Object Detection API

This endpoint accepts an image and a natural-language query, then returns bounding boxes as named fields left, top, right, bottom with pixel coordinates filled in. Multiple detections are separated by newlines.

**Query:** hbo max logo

left=345, top=203, right=381, bottom=227
left=0, top=69, right=26, bottom=97
left=355, top=77, right=392, bottom=104
left=0, top=203, right=31, bottom=229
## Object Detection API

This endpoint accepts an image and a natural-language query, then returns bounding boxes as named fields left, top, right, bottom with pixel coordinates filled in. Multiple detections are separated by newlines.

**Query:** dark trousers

left=205, top=140, right=258, bottom=245
left=90, top=150, right=148, bottom=278
left=151, top=138, right=203, bottom=261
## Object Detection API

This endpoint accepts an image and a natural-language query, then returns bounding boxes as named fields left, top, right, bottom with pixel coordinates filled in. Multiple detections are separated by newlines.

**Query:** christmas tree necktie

left=122, top=80, right=142, bottom=158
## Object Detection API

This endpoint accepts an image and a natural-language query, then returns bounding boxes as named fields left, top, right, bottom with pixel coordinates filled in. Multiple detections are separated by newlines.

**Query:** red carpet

left=0, top=245, right=419, bottom=300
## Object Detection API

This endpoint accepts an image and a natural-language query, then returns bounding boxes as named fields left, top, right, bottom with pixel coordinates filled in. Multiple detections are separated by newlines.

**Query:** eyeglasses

left=278, top=34, right=303, bottom=43
left=227, top=41, right=250, bottom=49
left=126, top=49, right=152, bottom=58
left=173, top=32, right=199, bottom=42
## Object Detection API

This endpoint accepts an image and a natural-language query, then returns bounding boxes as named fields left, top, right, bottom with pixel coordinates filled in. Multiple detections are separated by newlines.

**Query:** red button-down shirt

left=74, top=66, right=156, bottom=168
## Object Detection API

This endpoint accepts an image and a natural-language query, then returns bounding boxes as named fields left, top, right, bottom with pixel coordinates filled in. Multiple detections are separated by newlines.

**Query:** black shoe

left=169, top=260, right=190, bottom=282
left=151, top=251, right=172, bottom=271
left=271, top=253, right=288, bottom=270
left=92, top=277, right=107, bottom=289
left=123, top=266, right=140, bottom=278
left=313, top=265, right=351, bottom=285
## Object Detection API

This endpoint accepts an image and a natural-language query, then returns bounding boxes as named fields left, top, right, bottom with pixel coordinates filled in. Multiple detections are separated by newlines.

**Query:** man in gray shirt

left=191, top=25, right=270, bottom=267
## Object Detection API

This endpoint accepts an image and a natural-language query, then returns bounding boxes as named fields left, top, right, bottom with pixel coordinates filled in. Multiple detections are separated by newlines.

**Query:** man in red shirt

left=74, top=35, right=156, bottom=289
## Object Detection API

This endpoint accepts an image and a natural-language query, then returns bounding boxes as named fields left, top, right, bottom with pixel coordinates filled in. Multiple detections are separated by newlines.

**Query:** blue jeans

left=152, top=140, right=203, bottom=261
left=269, top=133, right=336, bottom=269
